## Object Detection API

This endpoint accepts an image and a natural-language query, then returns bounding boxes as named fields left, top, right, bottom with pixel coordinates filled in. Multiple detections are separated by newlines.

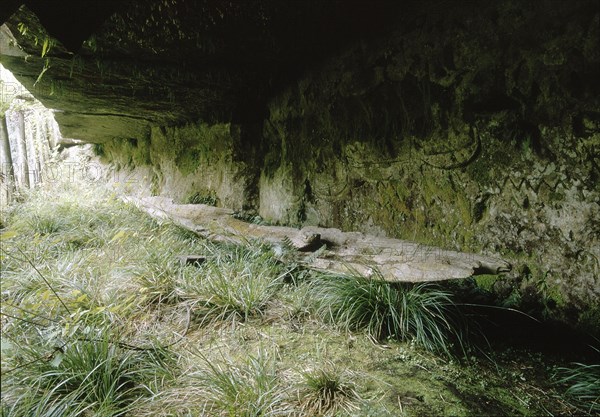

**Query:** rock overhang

left=0, top=0, right=420, bottom=142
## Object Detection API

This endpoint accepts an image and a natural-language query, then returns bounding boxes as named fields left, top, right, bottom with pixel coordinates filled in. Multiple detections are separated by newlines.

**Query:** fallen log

left=125, top=196, right=511, bottom=282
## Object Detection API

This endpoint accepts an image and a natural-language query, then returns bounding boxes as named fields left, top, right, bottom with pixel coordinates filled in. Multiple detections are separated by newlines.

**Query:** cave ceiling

left=1, top=0, right=598, bottom=144
left=1, top=0, right=416, bottom=141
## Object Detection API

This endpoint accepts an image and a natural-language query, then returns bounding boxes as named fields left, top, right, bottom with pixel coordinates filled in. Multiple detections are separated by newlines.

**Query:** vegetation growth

left=1, top=179, right=597, bottom=416
left=294, top=361, right=360, bottom=416
left=556, top=360, right=600, bottom=414
left=309, top=274, right=463, bottom=356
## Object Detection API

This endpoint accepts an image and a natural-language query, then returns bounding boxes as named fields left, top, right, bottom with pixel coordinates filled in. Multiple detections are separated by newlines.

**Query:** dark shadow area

left=445, top=280, right=600, bottom=362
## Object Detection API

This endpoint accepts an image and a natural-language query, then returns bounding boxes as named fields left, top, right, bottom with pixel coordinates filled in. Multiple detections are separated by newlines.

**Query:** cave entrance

left=0, top=62, right=63, bottom=205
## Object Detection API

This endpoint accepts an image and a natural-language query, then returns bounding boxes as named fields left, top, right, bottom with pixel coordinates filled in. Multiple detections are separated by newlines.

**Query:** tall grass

left=178, top=243, right=289, bottom=323
left=309, top=273, right=464, bottom=355
left=556, top=361, right=600, bottom=413
left=0, top=181, right=295, bottom=415
left=1, top=328, right=175, bottom=417
left=1, top=163, right=588, bottom=416
left=295, top=361, right=360, bottom=416
left=1, top=183, right=183, bottom=416
left=189, top=352, right=290, bottom=417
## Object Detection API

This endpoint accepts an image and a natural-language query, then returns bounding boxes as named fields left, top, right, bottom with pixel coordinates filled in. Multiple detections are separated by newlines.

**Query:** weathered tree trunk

left=5, top=109, right=29, bottom=189
left=0, top=114, right=14, bottom=204
left=0, top=103, right=62, bottom=202
left=24, top=108, right=40, bottom=186
left=127, top=196, right=512, bottom=282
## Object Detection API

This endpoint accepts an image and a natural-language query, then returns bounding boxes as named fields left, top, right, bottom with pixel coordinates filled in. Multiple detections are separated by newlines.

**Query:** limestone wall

left=94, top=122, right=251, bottom=211
left=254, top=3, right=599, bottom=326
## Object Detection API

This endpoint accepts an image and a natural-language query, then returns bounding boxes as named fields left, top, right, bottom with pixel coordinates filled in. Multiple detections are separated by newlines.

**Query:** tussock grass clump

left=179, top=243, right=288, bottom=323
left=556, top=361, right=600, bottom=413
left=134, top=262, right=179, bottom=305
left=128, top=248, right=184, bottom=306
left=295, top=362, right=360, bottom=416
left=310, top=273, right=462, bottom=355
left=26, top=212, right=65, bottom=235
left=189, top=352, right=289, bottom=417
left=1, top=330, right=175, bottom=417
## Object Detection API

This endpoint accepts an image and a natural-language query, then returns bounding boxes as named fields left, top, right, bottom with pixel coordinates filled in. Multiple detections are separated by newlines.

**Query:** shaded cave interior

left=0, top=0, right=599, bottom=339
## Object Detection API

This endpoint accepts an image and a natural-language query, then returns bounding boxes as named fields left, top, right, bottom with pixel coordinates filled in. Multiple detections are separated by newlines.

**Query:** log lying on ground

left=125, top=196, right=511, bottom=282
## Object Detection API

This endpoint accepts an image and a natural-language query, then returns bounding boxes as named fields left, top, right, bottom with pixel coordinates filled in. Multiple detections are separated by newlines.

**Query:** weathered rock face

left=253, top=2, right=600, bottom=328
left=98, top=122, right=251, bottom=209
left=0, top=0, right=598, bottom=330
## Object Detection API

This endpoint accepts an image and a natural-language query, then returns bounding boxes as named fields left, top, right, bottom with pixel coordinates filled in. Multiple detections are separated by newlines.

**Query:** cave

left=1, top=0, right=599, bottom=415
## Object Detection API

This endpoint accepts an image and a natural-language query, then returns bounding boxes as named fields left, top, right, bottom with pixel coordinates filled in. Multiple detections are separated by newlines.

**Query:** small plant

left=27, top=212, right=64, bottom=235
left=310, top=273, right=463, bottom=355
left=296, top=362, right=359, bottom=416
left=179, top=243, right=288, bottom=323
left=556, top=361, right=600, bottom=413
left=190, top=352, right=288, bottom=417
